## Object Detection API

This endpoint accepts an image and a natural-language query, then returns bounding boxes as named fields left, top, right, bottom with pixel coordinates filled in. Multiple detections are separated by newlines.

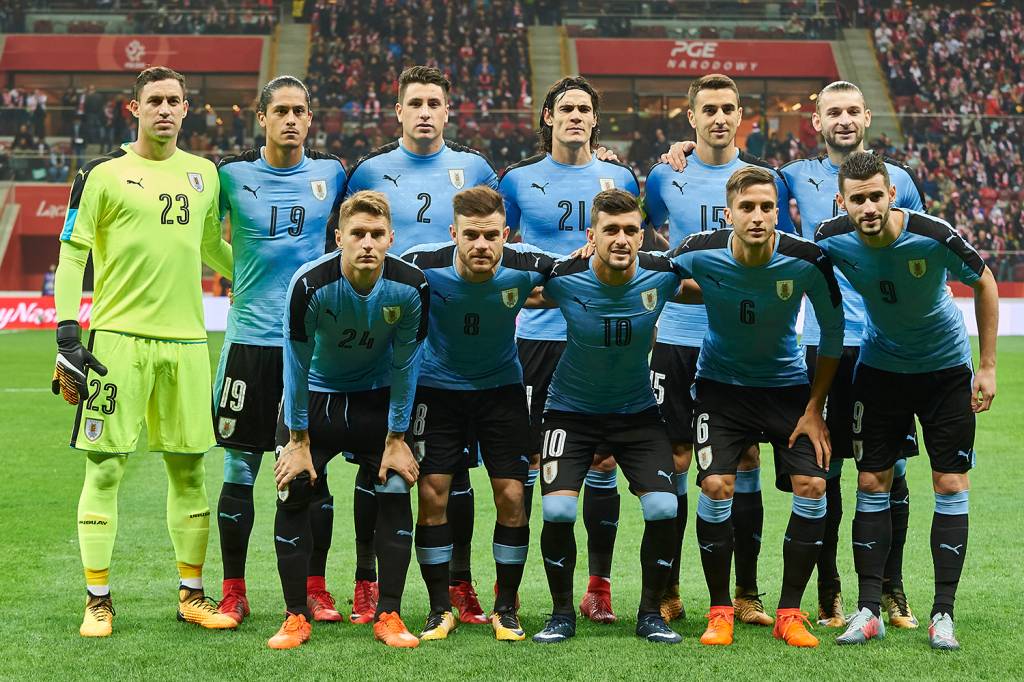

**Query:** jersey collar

left=398, top=139, right=447, bottom=161
left=688, top=148, right=741, bottom=171
left=258, top=147, right=309, bottom=174
left=546, top=152, right=597, bottom=170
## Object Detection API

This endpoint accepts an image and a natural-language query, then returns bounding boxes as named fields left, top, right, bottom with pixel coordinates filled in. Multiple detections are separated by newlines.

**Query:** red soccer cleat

left=579, top=576, right=617, bottom=624
left=218, top=578, right=250, bottom=625
left=306, top=576, right=342, bottom=622
left=350, top=579, right=379, bottom=624
left=450, top=580, right=488, bottom=624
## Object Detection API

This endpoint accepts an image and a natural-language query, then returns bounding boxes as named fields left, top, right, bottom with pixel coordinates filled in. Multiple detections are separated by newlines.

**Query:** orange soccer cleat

left=700, top=605, right=735, bottom=646
left=774, top=608, right=819, bottom=648
left=373, top=611, right=420, bottom=648
left=267, top=613, right=311, bottom=650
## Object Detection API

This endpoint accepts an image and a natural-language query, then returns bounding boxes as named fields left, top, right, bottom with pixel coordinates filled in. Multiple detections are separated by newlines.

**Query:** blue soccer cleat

left=636, top=613, right=682, bottom=643
left=532, top=615, right=576, bottom=644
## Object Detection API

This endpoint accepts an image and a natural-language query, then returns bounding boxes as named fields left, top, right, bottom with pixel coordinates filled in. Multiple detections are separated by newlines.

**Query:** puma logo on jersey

left=671, top=180, right=687, bottom=195
left=572, top=296, right=592, bottom=312
left=705, top=274, right=724, bottom=288
left=302, top=277, right=315, bottom=295
left=531, top=182, right=549, bottom=194
left=126, top=178, right=144, bottom=189
left=842, top=258, right=860, bottom=271
left=323, top=309, right=338, bottom=322
left=808, top=178, right=824, bottom=191
left=383, top=174, right=401, bottom=187
left=433, top=291, right=452, bottom=304
left=242, top=184, right=259, bottom=199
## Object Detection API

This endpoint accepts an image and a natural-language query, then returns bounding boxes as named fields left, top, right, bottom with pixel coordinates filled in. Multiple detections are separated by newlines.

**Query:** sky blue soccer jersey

left=499, top=153, right=640, bottom=341
left=542, top=253, right=683, bottom=414
left=815, top=210, right=984, bottom=374
left=644, top=150, right=795, bottom=347
left=344, top=139, right=498, bottom=255
left=781, top=154, right=924, bottom=346
left=282, top=251, right=428, bottom=432
left=402, top=242, right=554, bottom=390
left=668, top=230, right=844, bottom=387
left=218, top=148, right=346, bottom=346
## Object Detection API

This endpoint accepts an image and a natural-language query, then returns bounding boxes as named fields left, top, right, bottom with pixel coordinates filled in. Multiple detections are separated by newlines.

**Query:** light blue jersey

left=781, top=154, right=924, bottom=346
left=644, top=150, right=795, bottom=347
left=218, top=148, right=346, bottom=346
left=344, top=139, right=498, bottom=255
left=283, top=251, right=429, bottom=432
left=499, top=153, right=640, bottom=341
left=543, top=253, right=683, bottom=414
left=669, top=230, right=844, bottom=387
left=815, top=210, right=983, bottom=373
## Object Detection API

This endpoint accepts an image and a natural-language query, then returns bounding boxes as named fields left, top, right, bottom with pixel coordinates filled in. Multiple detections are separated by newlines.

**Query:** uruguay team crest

left=599, top=178, right=615, bottom=191
left=776, top=279, right=794, bottom=301
left=218, top=417, right=237, bottom=439
left=187, top=172, right=204, bottom=192
left=908, top=258, right=927, bottom=278
left=697, top=446, right=713, bottom=471
left=310, top=180, right=328, bottom=201
left=84, top=418, right=103, bottom=442
left=641, top=288, right=658, bottom=311
left=448, top=169, right=465, bottom=189
left=501, top=288, right=519, bottom=308
left=543, top=461, right=558, bottom=485
left=382, top=306, right=402, bottom=324
left=852, top=440, right=864, bottom=462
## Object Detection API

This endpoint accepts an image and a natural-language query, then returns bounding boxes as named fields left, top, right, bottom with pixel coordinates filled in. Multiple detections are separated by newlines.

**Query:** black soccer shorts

left=517, top=338, right=566, bottom=454
left=213, top=342, right=283, bottom=452
left=851, top=363, right=975, bottom=474
left=649, top=342, right=700, bottom=443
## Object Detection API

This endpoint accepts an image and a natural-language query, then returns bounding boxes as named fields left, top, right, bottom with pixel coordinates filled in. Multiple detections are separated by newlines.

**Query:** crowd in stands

left=130, top=2, right=277, bottom=35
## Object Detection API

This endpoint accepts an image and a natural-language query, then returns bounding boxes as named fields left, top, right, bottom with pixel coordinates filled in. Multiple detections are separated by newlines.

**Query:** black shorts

left=518, top=338, right=565, bottom=453
left=852, top=363, right=975, bottom=474
left=806, top=345, right=919, bottom=459
left=692, top=379, right=825, bottom=489
left=412, top=384, right=530, bottom=481
left=539, top=408, right=675, bottom=495
left=649, top=342, right=700, bottom=443
left=213, top=342, right=283, bottom=452
left=274, top=388, right=391, bottom=476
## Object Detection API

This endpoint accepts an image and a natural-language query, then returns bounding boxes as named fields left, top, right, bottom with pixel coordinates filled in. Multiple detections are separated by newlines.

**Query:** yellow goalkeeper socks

left=78, top=453, right=127, bottom=589
left=164, top=453, right=210, bottom=588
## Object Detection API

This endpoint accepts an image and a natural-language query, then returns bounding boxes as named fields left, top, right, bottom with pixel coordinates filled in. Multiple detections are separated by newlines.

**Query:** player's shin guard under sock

left=275, top=489, right=313, bottom=618
left=164, top=454, right=209, bottom=585
left=931, top=491, right=969, bottom=620
left=540, top=520, right=577, bottom=617
left=219, top=450, right=261, bottom=580
left=853, top=491, right=892, bottom=616
left=416, top=523, right=453, bottom=613
left=670, top=472, right=689, bottom=587
left=732, top=469, right=763, bottom=592
left=78, top=453, right=126, bottom=587
left=818, top=471, right=843, bottom=593
left=885, top=471, right=910, bottom=590
left=448, top=468, right=474, bottom=584
left=353, top=468, right=378, bottom=582
left=696, top=493, right=734, bottom=607
left=582, top=469, right=619, bottom=579
left=639, top=518, right=676, bottom=614
left=493, top=523, right=529, bottom=612
left=779, top=495, right=827, bottom=609
left=309, top=486, right=334, bottom=579
left=374, top=475, right=413, bottom=616
left=524, top=469, right=539, bottom=521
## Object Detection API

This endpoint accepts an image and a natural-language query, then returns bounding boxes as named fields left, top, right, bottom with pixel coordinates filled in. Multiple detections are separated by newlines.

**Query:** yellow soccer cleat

left=660, top=584, right=686, bottom=622
left=882, top=587, right=919, bottom=629
left=420, top=610, right=458, bottom=641
left=80, top=592, right=114, bottom=638
left=491, top=610, right=526, bottom=641
left=177, top=586, right=238, bottom=630
left=817, top=589, right=846, bottom=628
left=734, top=588, right=774, bottom=626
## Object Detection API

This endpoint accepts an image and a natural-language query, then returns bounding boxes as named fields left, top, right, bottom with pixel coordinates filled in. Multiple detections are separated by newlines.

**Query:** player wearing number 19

left=52, top=66, right=235, bottom=637
left=213, top=76, right=347, bottom=625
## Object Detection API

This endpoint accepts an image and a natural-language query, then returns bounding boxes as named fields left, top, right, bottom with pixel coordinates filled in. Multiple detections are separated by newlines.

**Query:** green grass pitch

left=1, top=330, right=1021, bottom=680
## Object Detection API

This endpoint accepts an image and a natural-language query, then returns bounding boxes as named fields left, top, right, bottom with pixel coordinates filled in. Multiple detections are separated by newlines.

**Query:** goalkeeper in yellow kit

left=52, top=67, right=236, bottom=637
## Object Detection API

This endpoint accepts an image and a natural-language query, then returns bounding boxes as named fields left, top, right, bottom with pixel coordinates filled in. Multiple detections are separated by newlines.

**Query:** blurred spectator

left=41, top=265, right=56, bottom=296
left=746, top=123, right=765, bottom=158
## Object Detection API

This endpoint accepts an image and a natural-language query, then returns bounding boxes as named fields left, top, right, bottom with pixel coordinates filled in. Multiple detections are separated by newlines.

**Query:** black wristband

left=56, top=320, right=82, bottom=348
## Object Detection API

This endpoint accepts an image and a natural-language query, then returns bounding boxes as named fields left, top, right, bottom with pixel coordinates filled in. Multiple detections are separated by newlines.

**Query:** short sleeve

left=60, top=165, right=105, bottom=248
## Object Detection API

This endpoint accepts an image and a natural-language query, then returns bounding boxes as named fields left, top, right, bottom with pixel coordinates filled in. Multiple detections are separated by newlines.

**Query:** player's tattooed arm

left=971, top=266, right=998, bottom=413
left=275, top=430, right=317, bottom=490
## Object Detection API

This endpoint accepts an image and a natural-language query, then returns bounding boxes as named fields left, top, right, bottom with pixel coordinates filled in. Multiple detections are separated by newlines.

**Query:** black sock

left=448, top=468, right=474, bottom=584
left=274, top=489, right=313, bottom=618
left=696, top=494, right=734, bottom=607
left=218, top=482, right=255, bottom=580
left=541, top=520, right=577, bottom=617
left=732, top=488, right=763, bottom=593
left=931, top=493, right=969, bottom=620
left=353, top=468, right=378, bottom=582
left=308, top=479, right=333, bottom=578
left=582, top=476, right=619, bottom=579
left=639, top=518, right=676, bottom=614
left=780, top=510, right=826, bottom=609
left=817, top=475, right=843, bottom=595
left=524, top=469, right=538, bottom=521
left=853, top=492, right=892, bottom=617
left=884, top=474, right=910, bottom=591
left=669, top=492, right=688, bottom=588
left=494, top=523, right=529, bottom=612
left=374, top=483, right=413, bottom=616
left=415, top=523, right=452, bottom=613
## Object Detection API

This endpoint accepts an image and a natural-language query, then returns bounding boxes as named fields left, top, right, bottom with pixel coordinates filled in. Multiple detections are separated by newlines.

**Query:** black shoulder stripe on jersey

left=777, top=234, right=842, bottom=308
left=445, top=139, right=498, bottom=175
left=883, top=155, right=927, bottom=206
left=499, top=153, right=545, bottom=183
left=778, top=156, right=805, bottom=172
left=739, top=151, right=790, bottom=190
left=644, top=160, right=668, bottom=178
left=599, top=157, right=641, bottom=192
left=905, top=213, right=985, bottom=276
left=383, top=256, right=431, bottom=341
left=549, top=255, right=591, bottom=278
left=287, top=254, right=342, bottom=343
left=347, top=140, right=401, bottom=178
left=217, top=148, right=260, bottom=169
left=403, top=245, right=456, bottom=270
left=665, top=229, right=730, bottom=258
left=637, top=251, right=674, bottom=272
left=813, top=214, right=855, bottom=242
left=502, top=247, right=556, bottom=275
left=67, top=148, right=127, bottom=211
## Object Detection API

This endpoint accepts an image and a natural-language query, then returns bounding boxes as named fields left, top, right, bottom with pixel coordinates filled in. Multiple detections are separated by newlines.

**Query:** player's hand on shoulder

left=789, top=409, right=832, bottom=471
left=661, top=140, right=696, bottom=172
left=972, top=366, right=996, bottom=413
left=380, top=433, right=419, bottom=486
left=274, top=435, right=317, bottom=491
left=568, top=242, right=595, bottom=260
left=52, top=320, right=107, bottom=405
left=594, top=146, right=620, bottom=163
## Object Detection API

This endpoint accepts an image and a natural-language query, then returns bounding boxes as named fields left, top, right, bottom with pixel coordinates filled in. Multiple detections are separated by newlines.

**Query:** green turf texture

left=1, top=331, right=1021, bottom=680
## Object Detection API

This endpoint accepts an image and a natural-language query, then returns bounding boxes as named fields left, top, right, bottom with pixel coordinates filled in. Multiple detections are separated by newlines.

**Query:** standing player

left=343, top=66, right=498, bottom=624
left=819, top=153, right=997, bottom=650
left=643, top=74, right=795, bottom=625
left=668, top=167, right=844, bottom=648
left=213, top=76, right=347, bottom=625
left=402, top=186, right=553, bottom=642
left=780, top=81, right=926, bottom=627
left=499, top=77, right=640, bottom=623
left=52, top=66, right=235, bottom=637
left=268, top=191, right=428, bottom=649
left=530, top=189, right=697, bottom=644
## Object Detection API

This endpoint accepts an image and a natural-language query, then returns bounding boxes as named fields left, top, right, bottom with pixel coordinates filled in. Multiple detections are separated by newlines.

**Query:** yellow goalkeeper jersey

left=60, top=143, right=230, bottom=340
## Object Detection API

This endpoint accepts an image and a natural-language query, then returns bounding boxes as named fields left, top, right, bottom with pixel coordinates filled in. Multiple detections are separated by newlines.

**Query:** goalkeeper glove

left=52, top=320, right=107, bottom=405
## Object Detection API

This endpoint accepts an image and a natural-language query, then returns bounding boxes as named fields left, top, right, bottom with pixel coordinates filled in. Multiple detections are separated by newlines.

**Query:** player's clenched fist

left=52, top=320, right=107, bottom=405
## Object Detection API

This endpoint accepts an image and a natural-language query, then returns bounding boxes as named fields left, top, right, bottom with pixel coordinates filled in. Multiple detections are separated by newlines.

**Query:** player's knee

left=375, top=473, right=410, bottom=495
left=738, top=444, right=761, bottom=468
left=85, top=453, right=127, bottom=491
left=541, top=495, right=578, bottom=523
left=164, top=453, right=205, bottom=493
left=857, top=469, right=892, bottom=492
left=223, top=449, right=262, bottom=486
left=932, top=472, right=969, bottom=496
left=700, top=475, right=734, bottom=499
left=792, top=475, right=826, bottom=499
left=671, top=444, right=692, bottom=473
left=640, top=491, right=678, bottom=521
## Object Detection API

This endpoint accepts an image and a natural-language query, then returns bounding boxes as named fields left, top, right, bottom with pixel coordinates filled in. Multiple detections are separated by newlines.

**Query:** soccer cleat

left=882, top=587, right=919, bottom=629
left=450, top=580, right=488, bottom=624
left=928, top=612, right=960, bottom=650
left=420, top=610, right=457, bottom=641
left=306, top=576, right=342, bottom=622
left=700, top=606, right=735, bottom=646
left=373, top=611, right=420, bottom=648
left=350, top=580, right=378, bottom=624
left=177, top=586, right=238, bottom=629
left=836, top=607, right=886, bottom=645
left=817, top=588, right=846, bottom=627
left=218, top=578, right=250, bottom=625
left=267, top=613, right=311, bottom=650
left=636, top=613, right=682, bottom=644
left=733, top=589, right=774, bottom=626
left=491, top=610, right=526, bottom=641
left=659, top=583, right=686, bottom=622
left=579, top=576, right=617, bottom=624
left=80, top=592, right=114, bottom=637
left=532, top=614, right=576, bottom=644
left=773, top=608, right=818, bottom=648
